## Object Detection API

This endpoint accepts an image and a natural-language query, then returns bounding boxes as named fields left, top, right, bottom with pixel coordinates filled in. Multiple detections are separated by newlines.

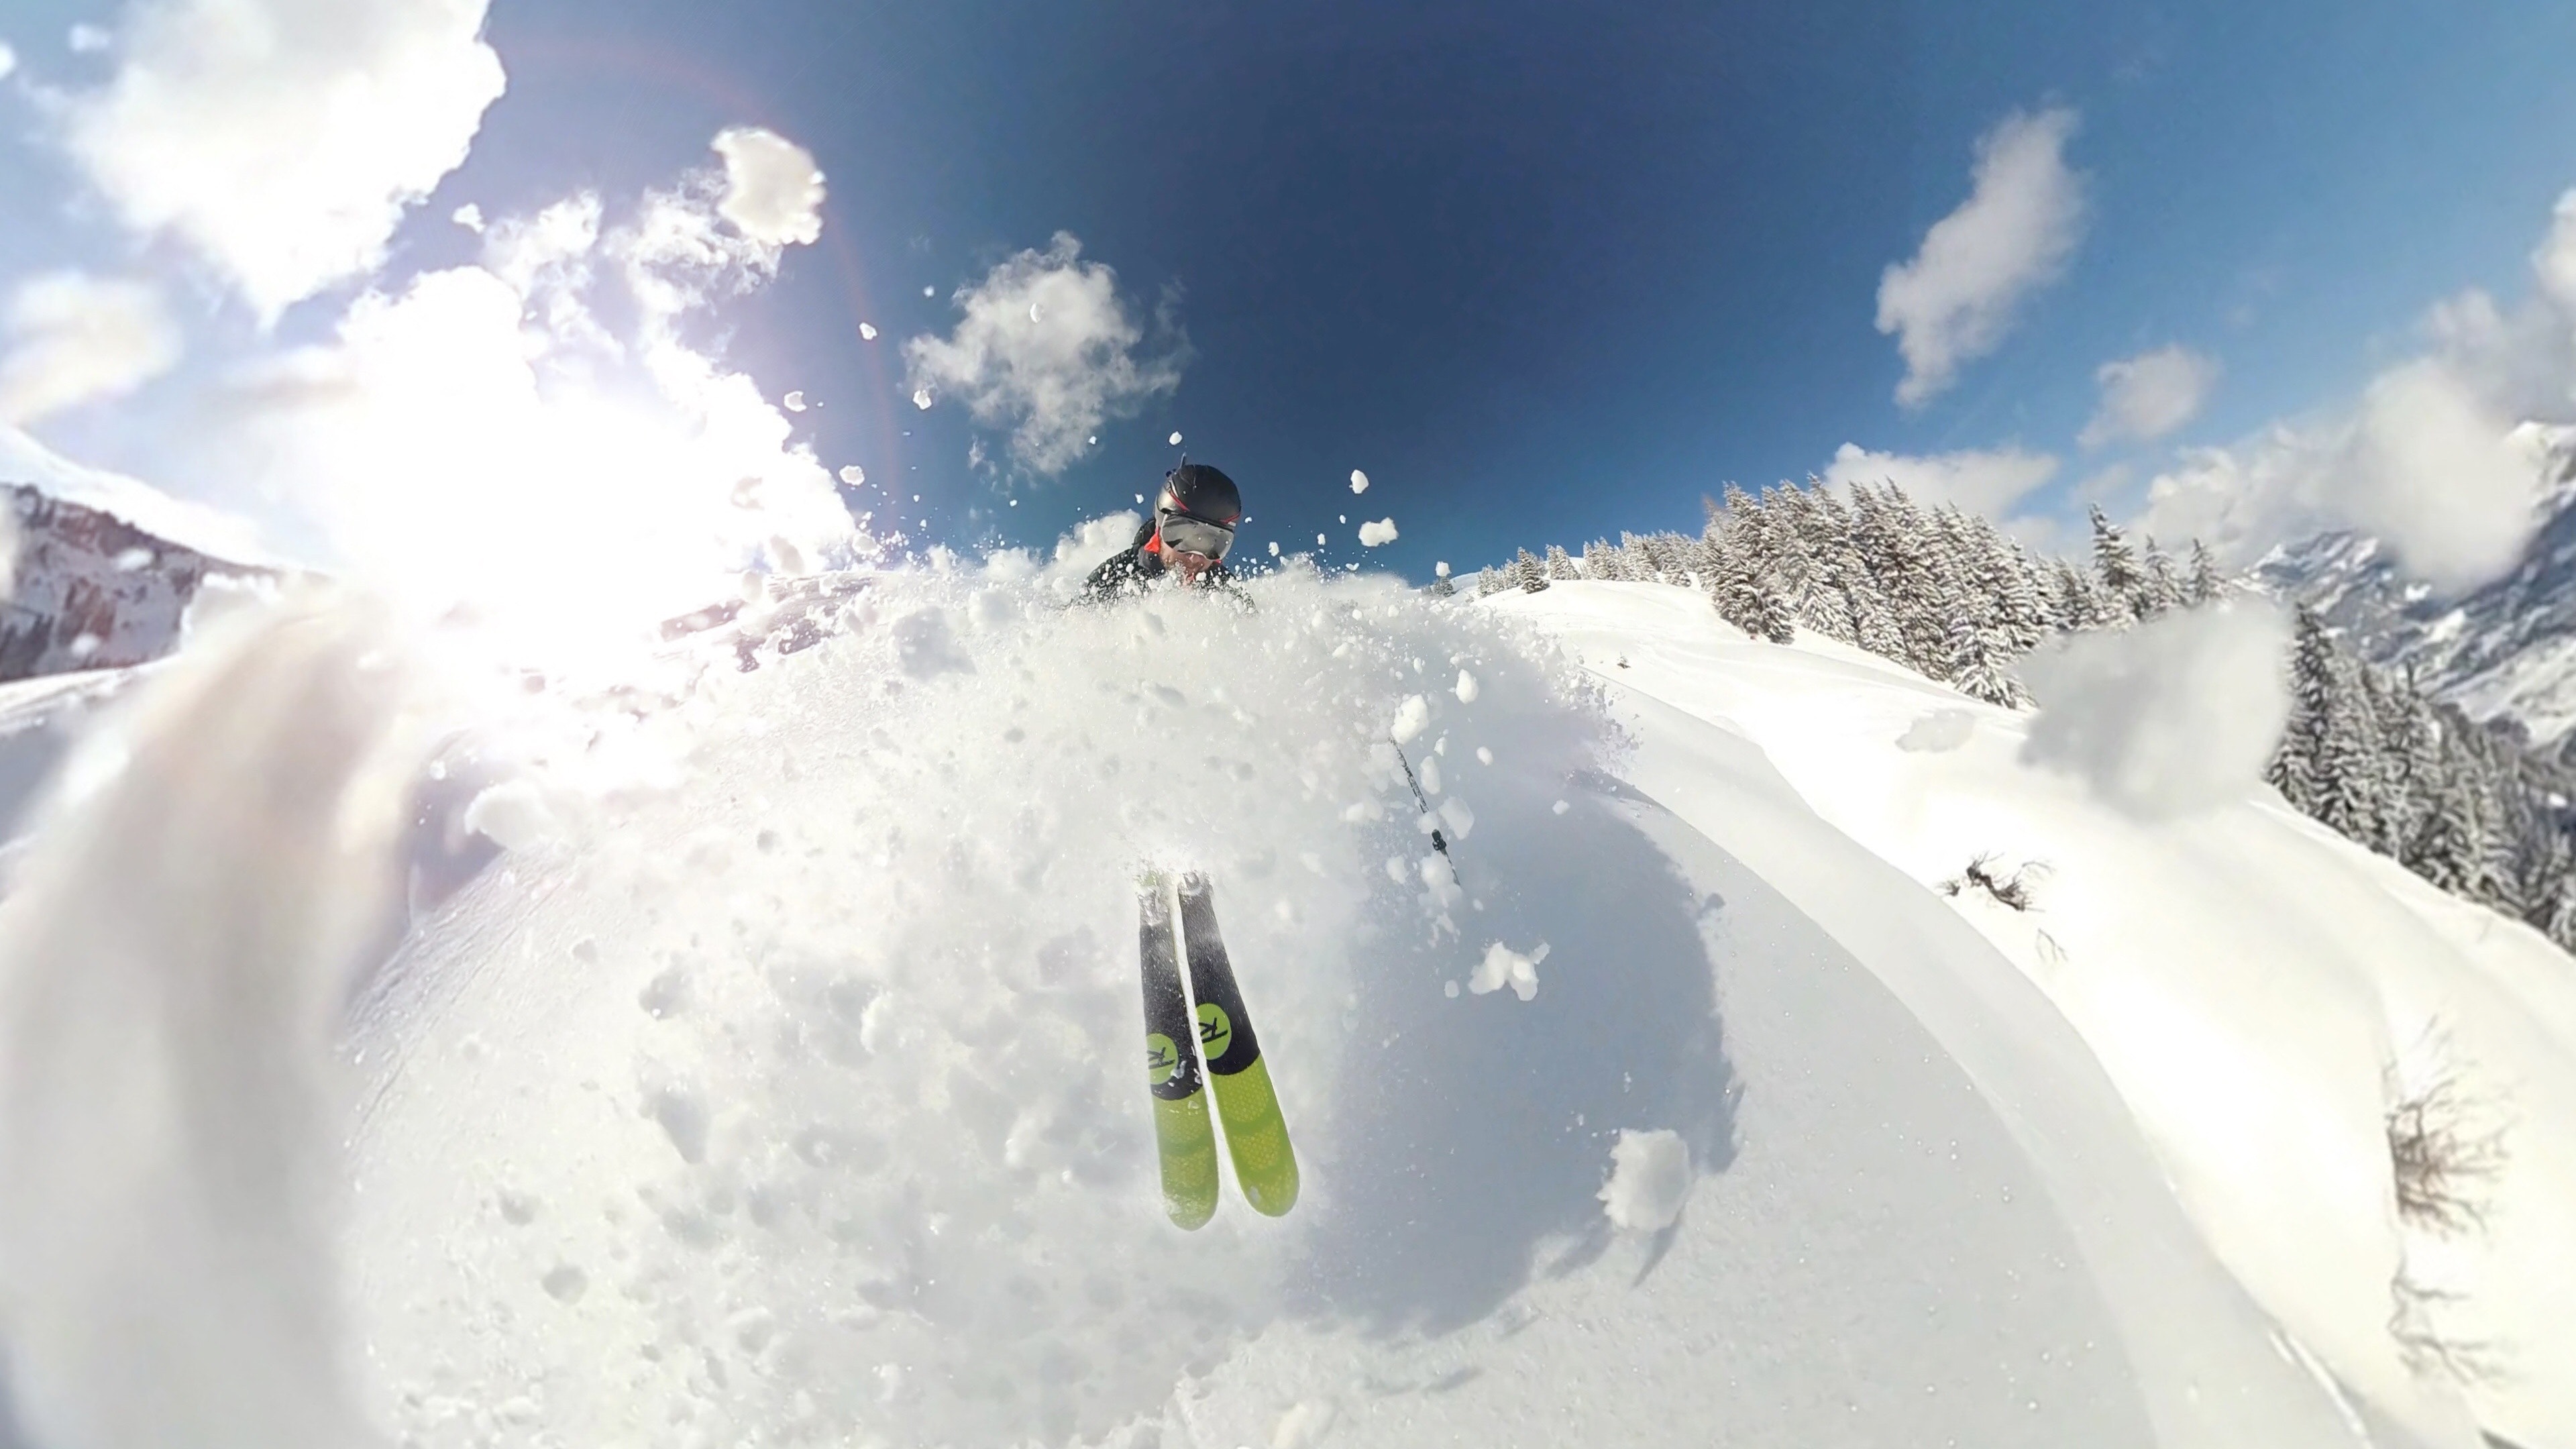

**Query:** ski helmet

left=1154, top=461, right=1242, bottom=559
left=1157, top=461, right=1242, bottom=526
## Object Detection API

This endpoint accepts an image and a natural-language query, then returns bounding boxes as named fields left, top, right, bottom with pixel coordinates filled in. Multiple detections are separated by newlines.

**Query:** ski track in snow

left=1, top=561, right=2573, bottom=1448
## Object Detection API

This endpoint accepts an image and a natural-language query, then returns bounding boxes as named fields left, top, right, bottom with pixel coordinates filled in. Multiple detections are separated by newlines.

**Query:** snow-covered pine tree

left=1474, top=566, right=1507, bottom=598
left=2088, top=504, right=2148, bottom=622
left=2358, top=665, right=2420, bottom=859
left=2412, top=750, right=2487, bottom=896
left=1583, top=539, right=1627, bottom=580
left=2311, top=646, right=2387, bottom=846
left=1544, top=544, right=1579, bottom=580
left=1947, top=611, right=2029, bottom=707
left=1705, top=511, right=1794, bottom=643
left=1513, top=547, right=1551, bottom=592
left=1619, top=531, right=1657, bottom=582
left=1870, top=489, right=1962, bottom=679
left=2269, top=605, right=2337, bottom=813
left=2184, top=539, right=2228, bottom=605
left=1976, top=525, right=2050, bottom=655
left=2139, top=539, right=2186, bottom=618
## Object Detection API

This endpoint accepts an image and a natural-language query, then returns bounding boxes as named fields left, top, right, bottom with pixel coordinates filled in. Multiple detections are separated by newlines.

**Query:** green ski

left=1176, top=872, right=1300, bottom=1216
left=1138, top=871, right=1218, bottom=1228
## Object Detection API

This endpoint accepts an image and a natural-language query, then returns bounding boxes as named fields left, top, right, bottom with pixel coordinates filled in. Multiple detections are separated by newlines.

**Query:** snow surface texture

left=2, top=558, right=2571, bottom=1447
left=1497, top=580, right=2576, bottom=1449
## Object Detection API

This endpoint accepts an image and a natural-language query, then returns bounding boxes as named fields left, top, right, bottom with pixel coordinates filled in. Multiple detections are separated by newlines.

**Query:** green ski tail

left=1177, top=873, right=1301, bottom=1217
left=1139, top=872, right=1218, bottom=1229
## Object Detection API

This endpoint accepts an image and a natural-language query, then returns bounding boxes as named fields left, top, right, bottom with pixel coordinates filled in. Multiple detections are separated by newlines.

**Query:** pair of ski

left=1137, top=870, right=1299, bottom=1228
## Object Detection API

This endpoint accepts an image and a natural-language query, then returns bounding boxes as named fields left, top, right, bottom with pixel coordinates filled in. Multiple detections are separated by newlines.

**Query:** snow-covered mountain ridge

left=0, top=482, right=267, bottom=684
left=2257, top=426, right=2576, bottom=756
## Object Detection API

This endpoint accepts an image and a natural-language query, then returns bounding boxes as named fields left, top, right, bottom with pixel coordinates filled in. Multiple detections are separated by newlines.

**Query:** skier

left=1084, top=461, right=1246, bottom=599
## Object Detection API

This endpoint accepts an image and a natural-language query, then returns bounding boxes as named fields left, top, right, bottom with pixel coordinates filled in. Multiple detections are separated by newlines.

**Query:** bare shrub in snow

left=2389, top=1268, right=2506, bottom=1385
left=1939, top=853, right=2047, bottom=912
left=2383, top=1046, right=2506, bottom=1237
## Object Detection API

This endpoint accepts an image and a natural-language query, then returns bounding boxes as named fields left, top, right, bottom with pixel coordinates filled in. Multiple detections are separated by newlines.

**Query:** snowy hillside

left=2259, top=424, right=2576, bottom=756
left=0, top=551, right=2571, bottom=1449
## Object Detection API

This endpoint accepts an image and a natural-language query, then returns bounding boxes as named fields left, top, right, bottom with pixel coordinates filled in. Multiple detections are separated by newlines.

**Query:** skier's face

left=1165, top=546, right=1218, bottom=586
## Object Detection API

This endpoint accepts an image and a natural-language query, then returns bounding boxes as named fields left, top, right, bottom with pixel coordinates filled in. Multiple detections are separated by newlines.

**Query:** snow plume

left=60, top=0, right=506, bottom=322
left=2140, top=187, right=2576, bottom=591
left=1876, top=106, right=2086, bottom=408
left=0, top=596, right=419, bottom=1449
left=0, top=271, right=181, bottom=427
left=343, top=558, right=1720, bottom=1446
left=2019, top=600, right=2293, bottom=820
left=2080, top=343, right=2219, bottom=449
left=903, top=233, right=1187, bottom=475
left=209, top=136, right=853, bottom=675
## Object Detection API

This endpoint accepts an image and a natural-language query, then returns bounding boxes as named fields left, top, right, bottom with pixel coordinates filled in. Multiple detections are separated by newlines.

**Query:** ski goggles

left=1157, top=511, right=1236, bottom=561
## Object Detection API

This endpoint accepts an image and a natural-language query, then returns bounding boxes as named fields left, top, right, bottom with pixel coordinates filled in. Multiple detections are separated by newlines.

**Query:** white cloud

left=0, top=272, right=183, bottom=427
left=903, top=233, right=1186, bottom=476
left=66, top=23, right=111, bottom=54
left=1877, top=107, right=2087, bottom=408
left=2136, top=188, right=2576, bottom=591
left=710, top=127, right=825, bottom=248
left=2019, top=600, right=2293, bottom=821
left=1822, top=441, right=2059, bottom=520
left=61, top=0, right=506, bottom=322
left=2534, top=191, right=2576, bottom=314
left=2080, top=344, right=2218, bottom=449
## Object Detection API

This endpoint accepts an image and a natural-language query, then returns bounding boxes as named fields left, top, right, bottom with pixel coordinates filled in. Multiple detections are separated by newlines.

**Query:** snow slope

left=1, top=555, right=2569, bottom=1448
left=1488, top=580, right=2576, bottom=1449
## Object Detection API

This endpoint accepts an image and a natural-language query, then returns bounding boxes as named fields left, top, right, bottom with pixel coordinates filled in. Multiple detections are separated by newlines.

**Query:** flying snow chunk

left=859, top=322, right=878, bottom=340
left=1350, top=469, right=1369, bottom=494
left=923, top=285, right=934, bottom=297
left=464, top=780, right=557, bottom=852
left=783, top=390, right=806, bottom=412
left=1358, top=518, right=1398, bottom=547
left=711, top=127, right=826, bottom=247
left=0, top=43, right=17, bottom=81
left=1390, top=694, right=1430, bottom=745
left=1268, top=541, right=1281, bottom=557
left=451, top=203, right=484, bottom=233
left=1454, top=669, right=1480, bottom=704
left=839, top=465, right=865, bottom=485
left=912, top=388, right=934, bottom=411
left=1599, top=1128, right=1691, bottom=1231
left=1434, top=560, right=1450, bottom=578
left=2019, top=600, right=2293, bottom=821
left=1169, top=431, right=1183, bottom=445
left=1469, top=939, right=1547, bottom=1001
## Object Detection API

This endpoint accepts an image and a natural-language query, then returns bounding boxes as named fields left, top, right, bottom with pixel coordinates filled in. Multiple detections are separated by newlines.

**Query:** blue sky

left=5, top=0, right=2576, bottom=586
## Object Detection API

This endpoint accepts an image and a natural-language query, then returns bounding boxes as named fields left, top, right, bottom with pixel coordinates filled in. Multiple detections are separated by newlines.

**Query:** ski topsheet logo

left=1145, top=1032, right=1184, bottom=1086
left=1195, top=1002, right=1233, bottom=1060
